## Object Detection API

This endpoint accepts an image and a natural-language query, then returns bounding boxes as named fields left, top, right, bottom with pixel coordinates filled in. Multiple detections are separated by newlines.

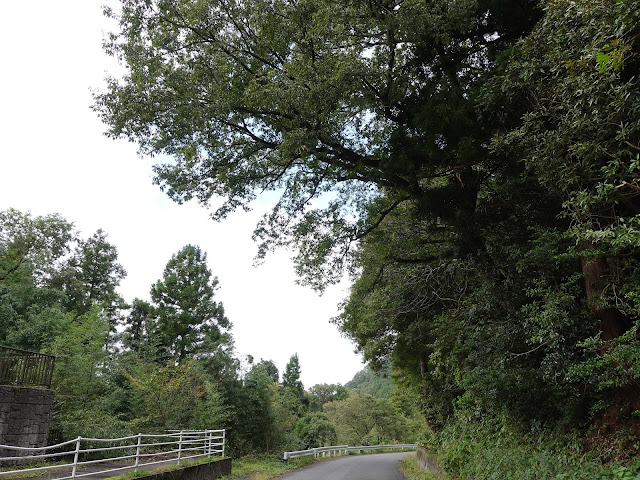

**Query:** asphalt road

left=279, top=452, right=411, bottom=480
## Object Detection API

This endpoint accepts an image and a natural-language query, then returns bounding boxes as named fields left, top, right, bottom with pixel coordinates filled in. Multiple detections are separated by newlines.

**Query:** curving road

left=280, top=452, right=411, bottom=480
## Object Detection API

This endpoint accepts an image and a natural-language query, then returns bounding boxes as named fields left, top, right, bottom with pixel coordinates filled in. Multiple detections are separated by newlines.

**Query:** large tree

left=95, top=0, right=540, bottom=289
left=0, top=209, right=75, bottom=286
left=150, top=244, right=229, bottom=362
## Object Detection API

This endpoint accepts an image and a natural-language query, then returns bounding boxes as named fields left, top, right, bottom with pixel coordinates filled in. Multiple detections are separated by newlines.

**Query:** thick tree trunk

left=581, top=251, right=639, bottom=455
left=418, top=355, right=431, bottom=428
left=580, top=255, right=628, bottom=340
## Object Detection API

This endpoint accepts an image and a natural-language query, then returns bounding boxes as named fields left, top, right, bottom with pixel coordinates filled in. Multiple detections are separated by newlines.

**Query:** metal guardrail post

left=18, top=357, right=27, bottom=386
left=134, top=433, right=142, bottom=472
left=71, top=437, right=81, bottom=480
left=222, top=430, right=226, bottom=458
left=177, top=431, right=183, bottom=465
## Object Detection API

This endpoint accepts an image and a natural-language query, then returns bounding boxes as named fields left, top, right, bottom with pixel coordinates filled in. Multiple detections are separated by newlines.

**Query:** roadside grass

left=398, top=454, right=439, bottom=480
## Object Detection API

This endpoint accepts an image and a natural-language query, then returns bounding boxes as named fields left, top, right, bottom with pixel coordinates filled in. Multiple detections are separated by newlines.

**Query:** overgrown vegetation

left=423, top=419, right=640, bottom=480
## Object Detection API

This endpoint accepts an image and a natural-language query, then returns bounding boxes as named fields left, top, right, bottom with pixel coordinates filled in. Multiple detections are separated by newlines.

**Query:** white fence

left=283, top=443, right=417, bottom=461
left=0, top=429, right=225, bottom=480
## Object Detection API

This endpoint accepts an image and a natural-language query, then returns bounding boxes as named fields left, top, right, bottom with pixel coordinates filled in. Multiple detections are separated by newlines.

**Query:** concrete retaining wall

left=140, top=458, right=232, bottom=480
left=0, top=385, right=55, bottom=460
left=417, top=447, right=444, bottom=477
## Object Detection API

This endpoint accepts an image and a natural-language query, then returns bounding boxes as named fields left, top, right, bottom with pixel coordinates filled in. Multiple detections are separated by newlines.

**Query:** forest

left=0, top=209, right=421, bottom=455
left=3, top=0, right=640, bottom=477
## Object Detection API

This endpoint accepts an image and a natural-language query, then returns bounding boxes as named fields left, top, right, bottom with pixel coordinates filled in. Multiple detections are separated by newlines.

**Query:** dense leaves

left=282, top=353, right=304, bottom=399
left=95, top=0, right=540, bottom=289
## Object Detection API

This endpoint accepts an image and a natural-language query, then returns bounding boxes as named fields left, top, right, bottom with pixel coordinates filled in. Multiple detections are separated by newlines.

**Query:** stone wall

left=0, top=385, right=55, bottom=461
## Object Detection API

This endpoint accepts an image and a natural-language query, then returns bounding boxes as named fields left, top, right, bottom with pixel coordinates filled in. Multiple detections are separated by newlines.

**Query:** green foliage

left=345, top=365, right=393, bottom=399
left=398, top=454, right=439, bottom=480
left=125, top=360, right=228, bottom=432
left=569, top=324, right=640, bottom=391
left=323, top=391, right=416, bottom=445
left=0, top=209, right=76, bottom=351
left=230, top=358, right=308, bottom=454
left=228, top=364, right=284, bottom=454
left=307, top=383, right=349, bottom=411
left=95, top=0, right=541, bottom=290
left=94, top=0, right=640, bottom=460
left=6, top=0, right=640, bottom=471
left=268, top=383, right=306, bottom=451
left=55, top=229, right=127, bottom=324
left=0, top=208, right=75, bottom=286
left=252, top=359, right=280, bottom=383
left=121, top=298, right=163, bottom=362
left=334, top=0, right=640, bottom=460
left=45, top=307, right=129, bottom=439
left=295, top=413, right=338, bottom=449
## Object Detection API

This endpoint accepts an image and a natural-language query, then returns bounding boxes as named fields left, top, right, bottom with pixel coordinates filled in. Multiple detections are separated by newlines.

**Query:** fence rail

left=0, top=345, right=55, bottom=388
left=0, top=429, right=225, bottom=480
left=283, top=443, right=417, bottom=461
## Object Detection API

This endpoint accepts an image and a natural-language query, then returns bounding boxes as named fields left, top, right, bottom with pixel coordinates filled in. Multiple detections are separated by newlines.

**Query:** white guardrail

left=283, top=443, right=417, bottom=461
left=0, top=429, right=225, bottom=480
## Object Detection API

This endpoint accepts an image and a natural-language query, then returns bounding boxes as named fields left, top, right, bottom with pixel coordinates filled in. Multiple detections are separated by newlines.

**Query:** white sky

left=0, top=0, right=364, bottom=387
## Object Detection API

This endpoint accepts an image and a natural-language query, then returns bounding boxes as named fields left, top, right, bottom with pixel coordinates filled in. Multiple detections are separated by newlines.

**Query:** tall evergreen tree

left=53, top=229, right=127, bottom=332
left=283, top=353, right=304, bottom=399
left=150, top=244, right=229, bottom=363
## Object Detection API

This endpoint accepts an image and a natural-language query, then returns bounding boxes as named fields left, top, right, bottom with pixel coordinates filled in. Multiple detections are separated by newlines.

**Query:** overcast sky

left=0, top=0, right=365, bottom=387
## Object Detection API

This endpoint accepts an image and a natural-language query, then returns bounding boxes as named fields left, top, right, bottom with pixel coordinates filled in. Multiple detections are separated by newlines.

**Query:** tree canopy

left=95, top=0, right=540, bottom=288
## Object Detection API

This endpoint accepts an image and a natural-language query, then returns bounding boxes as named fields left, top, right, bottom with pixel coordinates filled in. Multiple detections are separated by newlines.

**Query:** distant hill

left=345, top=364, right=393, bottom=398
